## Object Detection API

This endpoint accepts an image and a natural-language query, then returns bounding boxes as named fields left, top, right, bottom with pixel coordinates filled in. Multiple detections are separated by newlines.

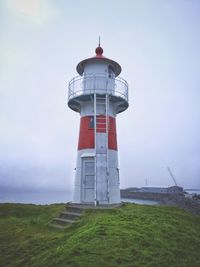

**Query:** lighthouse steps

left=50, top=203, right=122, bottom=229
left=60, top=211, right=83, bottom=220
left=64, top=205, right=84, bottom=214
left=50, top=204, right=84, bottom=229
left=52, top=217, right=74, bottom=226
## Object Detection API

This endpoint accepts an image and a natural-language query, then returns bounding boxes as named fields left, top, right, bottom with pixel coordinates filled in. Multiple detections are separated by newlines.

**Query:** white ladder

left=94, top=94, right=110, bottom=205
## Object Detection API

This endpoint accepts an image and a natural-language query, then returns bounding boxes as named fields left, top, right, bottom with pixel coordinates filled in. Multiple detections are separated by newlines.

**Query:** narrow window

left=108, top=65, right=115, bottom=78
left=89, top=116, right=94, bottom=128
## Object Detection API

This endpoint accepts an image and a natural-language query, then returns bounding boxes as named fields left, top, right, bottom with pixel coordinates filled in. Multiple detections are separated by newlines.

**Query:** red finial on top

left=95, top=36, right=103, bottom=56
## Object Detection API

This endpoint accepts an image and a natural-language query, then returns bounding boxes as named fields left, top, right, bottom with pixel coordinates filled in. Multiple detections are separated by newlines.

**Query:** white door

left=82, top=157, right=95, bottom=203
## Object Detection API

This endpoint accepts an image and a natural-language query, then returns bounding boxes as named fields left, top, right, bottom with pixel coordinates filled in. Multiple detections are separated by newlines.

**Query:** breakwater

left=120, top=190, right=200, bottom=216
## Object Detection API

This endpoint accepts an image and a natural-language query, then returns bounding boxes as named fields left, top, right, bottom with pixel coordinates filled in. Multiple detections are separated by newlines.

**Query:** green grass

left=0, top=203, right=200, bottom=267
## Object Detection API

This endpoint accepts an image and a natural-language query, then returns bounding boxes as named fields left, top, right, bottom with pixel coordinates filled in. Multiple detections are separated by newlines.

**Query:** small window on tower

left=108, top=65, right=115, bottom=78
left=89, top=117, right=94, bottom=128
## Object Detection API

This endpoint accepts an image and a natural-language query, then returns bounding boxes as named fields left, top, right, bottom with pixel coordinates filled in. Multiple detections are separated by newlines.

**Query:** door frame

left=81, top=156, right=95, bottom=203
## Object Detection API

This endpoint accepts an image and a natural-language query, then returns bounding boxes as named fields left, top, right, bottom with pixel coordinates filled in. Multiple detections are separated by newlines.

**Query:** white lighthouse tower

left=68, top=43, right=129, bottom=205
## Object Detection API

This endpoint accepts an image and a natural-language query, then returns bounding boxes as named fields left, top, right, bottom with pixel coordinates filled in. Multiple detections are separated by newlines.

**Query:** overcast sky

left=0, top=0, right=200, bottom=200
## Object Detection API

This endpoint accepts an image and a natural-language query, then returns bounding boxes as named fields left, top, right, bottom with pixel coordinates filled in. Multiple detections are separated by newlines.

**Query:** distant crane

left=167, top=167, right=178, bottom=187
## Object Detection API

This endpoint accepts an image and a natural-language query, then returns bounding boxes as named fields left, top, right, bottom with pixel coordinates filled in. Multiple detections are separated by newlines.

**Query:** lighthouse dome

left=76, top=45, right=122, bottom=76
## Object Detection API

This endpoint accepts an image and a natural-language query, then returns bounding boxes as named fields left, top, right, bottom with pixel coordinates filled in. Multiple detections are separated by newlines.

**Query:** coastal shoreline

left=120, top=190, right=200, bottom=216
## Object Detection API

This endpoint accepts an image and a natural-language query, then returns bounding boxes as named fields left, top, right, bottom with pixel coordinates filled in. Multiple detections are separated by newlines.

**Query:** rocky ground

left=162, top=194, right=200, bottom=216
left=120, top=190, right=200, bottom=216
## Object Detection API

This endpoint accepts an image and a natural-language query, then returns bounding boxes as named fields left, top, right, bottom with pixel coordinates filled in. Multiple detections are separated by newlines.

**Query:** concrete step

left=60, top=211, right=82, bottom=220
left=49, top=223, right=66, bottom=229
left=52, top=217, right=74, bottom=226
left=65, top=205, right=84, bottom=214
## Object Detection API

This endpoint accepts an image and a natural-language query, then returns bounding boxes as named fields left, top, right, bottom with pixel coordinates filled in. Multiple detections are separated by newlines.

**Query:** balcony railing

left=68, top=74, right=128, bottom=103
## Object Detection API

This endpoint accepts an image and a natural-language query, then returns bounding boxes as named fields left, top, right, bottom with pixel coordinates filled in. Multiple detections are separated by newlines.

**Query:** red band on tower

left=78, top=116, right=117, bottom=150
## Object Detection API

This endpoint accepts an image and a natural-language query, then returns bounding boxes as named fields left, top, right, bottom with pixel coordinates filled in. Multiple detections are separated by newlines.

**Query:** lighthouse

left=68, top=43, right=129, bottom=205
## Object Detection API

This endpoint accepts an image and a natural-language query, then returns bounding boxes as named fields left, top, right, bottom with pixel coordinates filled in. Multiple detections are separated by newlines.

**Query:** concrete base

left=67, top=202, right=123, bottom=209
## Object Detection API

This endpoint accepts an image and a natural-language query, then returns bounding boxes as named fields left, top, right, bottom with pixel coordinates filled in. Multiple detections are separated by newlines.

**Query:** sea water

left=121, top=198, right=159, bottom=205
left=0, top=190, right=72, bottom=205
left=0, top=191, right=159, bottom=205
left=1, top=189, right=199, bottom=205
left=185, top=189, right=200, bottom=195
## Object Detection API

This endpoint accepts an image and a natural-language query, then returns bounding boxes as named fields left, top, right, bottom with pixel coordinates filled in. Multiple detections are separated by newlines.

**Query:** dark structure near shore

left=121, top=186, right=184, bottom=202
left=122, top=186, right=183, bottom=194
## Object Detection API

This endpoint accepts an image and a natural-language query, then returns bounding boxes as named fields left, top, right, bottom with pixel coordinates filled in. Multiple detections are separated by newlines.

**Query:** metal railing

left=68, top=73, right=128, bottom=103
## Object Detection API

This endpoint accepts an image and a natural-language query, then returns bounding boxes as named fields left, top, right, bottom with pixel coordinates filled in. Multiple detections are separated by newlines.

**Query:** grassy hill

left=0, top=203, right=200, bottom=267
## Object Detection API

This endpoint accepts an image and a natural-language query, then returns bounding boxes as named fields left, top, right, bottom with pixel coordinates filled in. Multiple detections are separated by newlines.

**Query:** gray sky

left=0, top=0, right=200, bottom=196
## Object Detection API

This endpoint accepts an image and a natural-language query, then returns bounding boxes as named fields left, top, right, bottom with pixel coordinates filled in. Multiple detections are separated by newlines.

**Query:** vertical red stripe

left=108, top=117, right=117, bottom=150
left=78, top=117, right=94, bottom=150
